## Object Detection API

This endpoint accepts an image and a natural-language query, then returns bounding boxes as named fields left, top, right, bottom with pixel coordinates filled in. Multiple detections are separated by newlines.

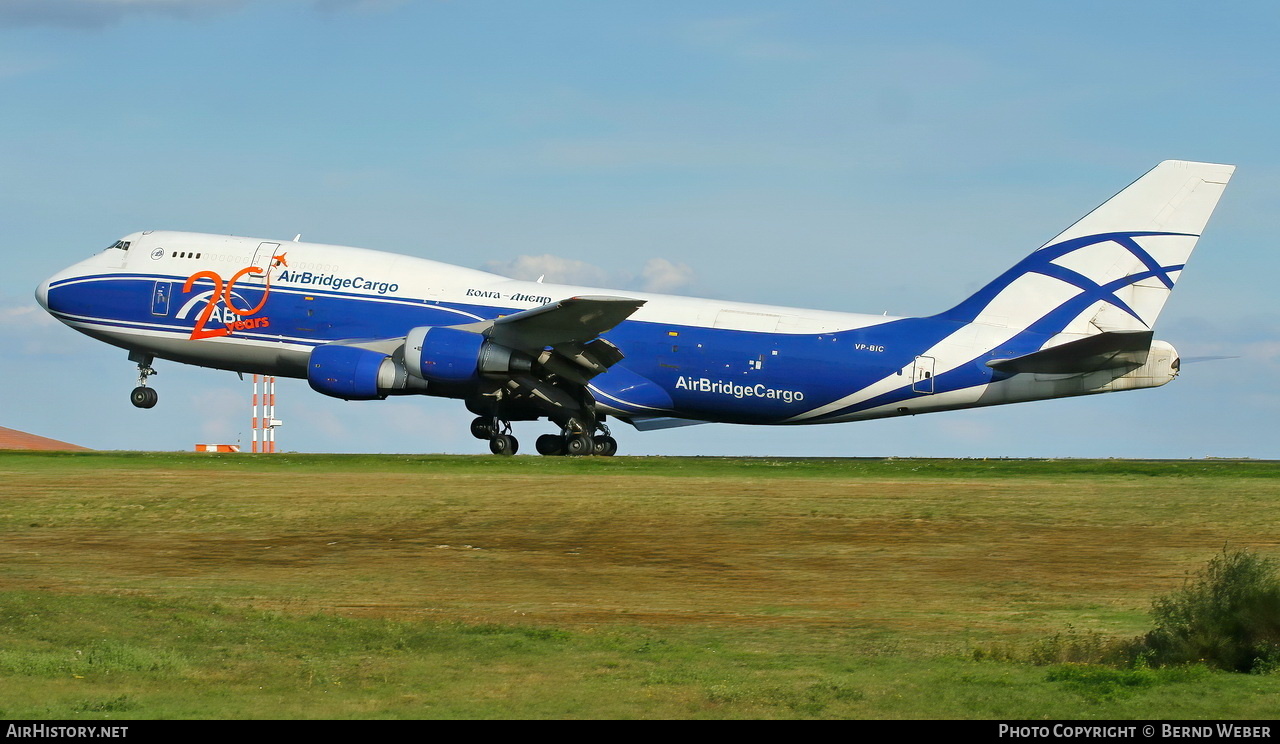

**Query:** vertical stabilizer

left=940, top=160, right=1234, bottom=338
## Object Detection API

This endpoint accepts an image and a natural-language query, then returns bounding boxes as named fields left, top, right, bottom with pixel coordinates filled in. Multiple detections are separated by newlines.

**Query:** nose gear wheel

left=129, top=351, right=159, bottom=409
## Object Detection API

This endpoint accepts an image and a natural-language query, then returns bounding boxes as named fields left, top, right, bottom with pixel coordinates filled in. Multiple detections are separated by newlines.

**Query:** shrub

left=971, top=626, right=1129, bottom=667
left=1028, top=625, right=1129, bottom=666
left=1135, top=547, right=1280, bottom=673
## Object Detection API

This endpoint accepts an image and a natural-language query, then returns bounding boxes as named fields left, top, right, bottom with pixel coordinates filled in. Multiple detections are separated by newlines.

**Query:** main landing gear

left=129, top=351, right=158, bottom=409
left=536, top=431, right=618, bottom=457
left=470, top=416, right=519, bottom=456
left=470, top=416, right=618, bottom=457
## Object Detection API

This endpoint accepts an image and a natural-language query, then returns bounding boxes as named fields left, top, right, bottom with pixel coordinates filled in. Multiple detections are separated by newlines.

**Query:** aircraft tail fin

left=938, top=160, right=1234, bottom=338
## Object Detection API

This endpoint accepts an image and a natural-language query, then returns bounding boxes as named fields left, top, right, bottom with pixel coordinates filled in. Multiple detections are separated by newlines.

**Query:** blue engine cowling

left=309, top=328, right=533, bottom=400
left=405, top=326, right=532, bottom=384
left=308, top=344, right=404, bottom=400
left=405, top=326, right=485, bottom=383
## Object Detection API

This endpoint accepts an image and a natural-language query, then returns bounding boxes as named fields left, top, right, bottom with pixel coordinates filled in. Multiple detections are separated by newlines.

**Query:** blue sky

left=2, top=0, right=1277, bottom=457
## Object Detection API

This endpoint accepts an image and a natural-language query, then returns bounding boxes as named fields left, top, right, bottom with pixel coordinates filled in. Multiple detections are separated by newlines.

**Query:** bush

left=971, top=626, right=1129, bottom=667
left=1028, top=626, right=1129, bottom=666
left=1134, top=547, right=1280, bottom=673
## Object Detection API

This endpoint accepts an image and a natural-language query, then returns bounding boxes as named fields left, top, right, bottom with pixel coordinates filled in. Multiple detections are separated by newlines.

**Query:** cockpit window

left=105, top=240, right=131, bottom=251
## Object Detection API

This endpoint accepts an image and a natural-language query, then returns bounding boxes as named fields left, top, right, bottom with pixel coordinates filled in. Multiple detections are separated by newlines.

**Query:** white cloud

left=0, top=303, right=56, bottom=330
left=482, top=254, right=612, bottom=287
left=483, top=254, right=695, bottom=294
left=0, top=303, right=65, bottom=354
left=637, top=257, right=695, bottom=293
left=0, top=305, right=42, bottom=323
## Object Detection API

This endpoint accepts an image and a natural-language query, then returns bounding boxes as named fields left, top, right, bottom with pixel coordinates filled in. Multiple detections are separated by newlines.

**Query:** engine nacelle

left=308, top=344, right=408, bottom=400
left=404, top=326, right=532, bottom=384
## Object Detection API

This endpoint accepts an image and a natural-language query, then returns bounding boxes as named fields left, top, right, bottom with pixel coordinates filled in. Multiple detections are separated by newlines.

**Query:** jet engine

left=404, top=326, right=533, bottom=383
left=307, top=344, right=410, bottom=401
left=308, top=296, right=645, bottom=454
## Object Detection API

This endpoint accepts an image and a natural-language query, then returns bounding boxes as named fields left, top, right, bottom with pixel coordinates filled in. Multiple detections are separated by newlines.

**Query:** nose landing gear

left=129, top=351, right=158, bottom=409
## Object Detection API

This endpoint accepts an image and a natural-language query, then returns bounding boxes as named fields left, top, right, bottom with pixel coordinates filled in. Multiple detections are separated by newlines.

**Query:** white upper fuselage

left=111, top=230, right=899, bottom=333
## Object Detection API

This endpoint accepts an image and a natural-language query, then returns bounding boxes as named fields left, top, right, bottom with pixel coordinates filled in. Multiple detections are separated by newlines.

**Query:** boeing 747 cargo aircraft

left=36, top=160, right=1233, bottom=455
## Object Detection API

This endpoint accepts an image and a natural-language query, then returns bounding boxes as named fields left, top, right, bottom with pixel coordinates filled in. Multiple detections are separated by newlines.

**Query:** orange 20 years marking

left=182, top=260, right=281, bottom=340
left=182, top=270, right=233, bottom=340
left=222, top=266, right=270, bottom=316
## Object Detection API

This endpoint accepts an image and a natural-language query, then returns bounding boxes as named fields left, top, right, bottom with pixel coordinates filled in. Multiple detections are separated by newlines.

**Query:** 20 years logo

left=182, top=253, right=288, bottom=340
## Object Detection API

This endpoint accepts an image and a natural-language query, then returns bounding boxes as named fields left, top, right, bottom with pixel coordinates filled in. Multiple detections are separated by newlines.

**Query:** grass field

left=1, top=451, right=1278, bottom=719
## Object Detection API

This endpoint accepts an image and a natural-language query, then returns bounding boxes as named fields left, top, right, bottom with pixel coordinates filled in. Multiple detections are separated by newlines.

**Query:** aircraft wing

left=485, top=295, right=645, bottom=352
left=442, top=295, right=644, bottom=386
left=986, top=330, right=1154, bottom=374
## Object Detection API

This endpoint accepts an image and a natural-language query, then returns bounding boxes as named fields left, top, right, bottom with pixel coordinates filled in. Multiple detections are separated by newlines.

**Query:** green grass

left=1, top=591, right=1276, bottom=719
left=1, top=451, right=1278, bottom=718
left=4, top=449, right=1279, bottom=478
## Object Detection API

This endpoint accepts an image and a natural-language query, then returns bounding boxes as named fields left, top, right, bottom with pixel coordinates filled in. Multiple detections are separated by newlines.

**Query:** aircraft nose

left=35, top=277, right=50, bottom=310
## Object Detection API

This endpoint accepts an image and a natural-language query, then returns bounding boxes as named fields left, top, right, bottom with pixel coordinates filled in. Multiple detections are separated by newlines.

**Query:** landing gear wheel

left=536, top=434, right=566, bottom=456
left=565, top=434, right=594, bottom=457
left=470, top=417, right=495, bottom=440
left=128, top=351, right=158, bottom=409
left=130, top=386, right=158, bottom=409
left=489, top=434, right=518, bottom=456
left=593, top=435, right=618, bottom=457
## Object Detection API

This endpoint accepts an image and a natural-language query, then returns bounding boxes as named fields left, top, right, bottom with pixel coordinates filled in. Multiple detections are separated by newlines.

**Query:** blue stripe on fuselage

left=45, top=273, right=1007, bottom=425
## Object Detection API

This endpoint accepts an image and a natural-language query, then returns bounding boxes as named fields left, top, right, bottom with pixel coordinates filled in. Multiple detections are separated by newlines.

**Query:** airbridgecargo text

left=997, top=724, right=1271, bottom=738
left=278, top=269, right=399, bottom=295
left=676, top=376, right=804, bottom=403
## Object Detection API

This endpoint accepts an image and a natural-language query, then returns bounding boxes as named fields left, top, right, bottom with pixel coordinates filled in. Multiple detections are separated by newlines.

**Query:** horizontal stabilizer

left=987, top=331, right=1154, bottom=374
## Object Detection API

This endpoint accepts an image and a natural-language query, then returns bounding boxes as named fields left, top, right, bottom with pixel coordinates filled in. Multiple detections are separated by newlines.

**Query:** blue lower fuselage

left=44, top=269, right=1015, bottom=426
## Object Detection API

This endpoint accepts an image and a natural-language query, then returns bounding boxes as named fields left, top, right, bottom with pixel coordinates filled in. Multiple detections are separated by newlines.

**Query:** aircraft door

left=912, top=355, right=935, bottom=394
left=249, top=242, right=281, bottom=278
left=150, top=281, right=172, bottom=316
